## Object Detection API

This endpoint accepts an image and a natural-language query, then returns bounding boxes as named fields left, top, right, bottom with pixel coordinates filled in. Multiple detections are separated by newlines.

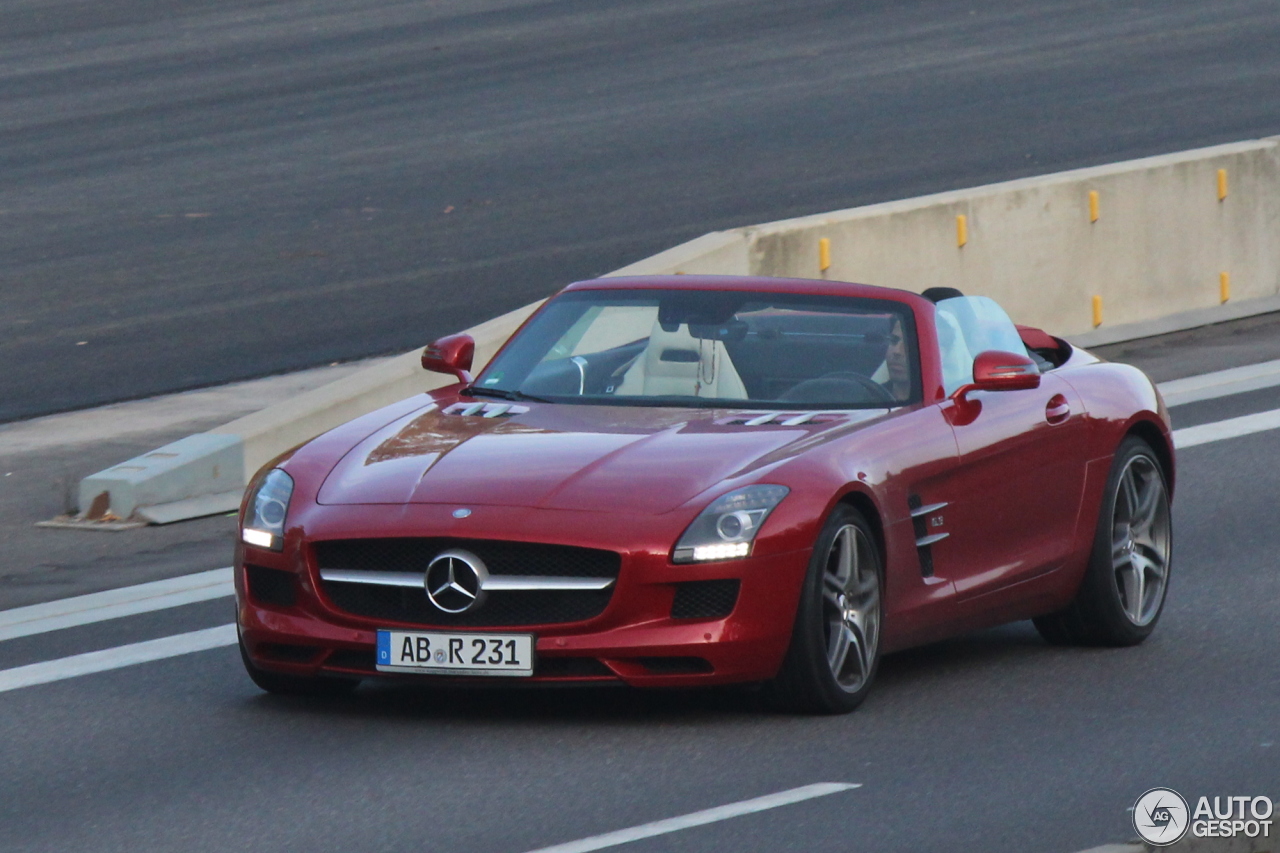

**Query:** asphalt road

left=1, top=322, right=1278, bottom=853
left=5, top=0, right=1280, bottom=421
left=3, top=3, right=1279, bottom=850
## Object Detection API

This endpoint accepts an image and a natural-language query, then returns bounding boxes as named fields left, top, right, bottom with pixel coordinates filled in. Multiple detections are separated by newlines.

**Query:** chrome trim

left=483, top=576, right=614, bottom=591
left=571, top=355, right=588, bottom=395
left=319, top=568, right=614, bottom=592
left=910, top=501, right=949, bottom=518
left=734, top=410, right=857, bottom=427
left=445, top=402, right=529, bottom=418
left=320, top=569, right=422, bottom=588
left=914, top=532, right=950, bottom=547
left=780, top=410, right=855, bottom=426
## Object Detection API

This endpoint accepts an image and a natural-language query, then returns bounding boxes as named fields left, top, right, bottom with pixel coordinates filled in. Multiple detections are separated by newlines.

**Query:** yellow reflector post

left=818, top=237, right=831, bottom=272
left=1092, top=295, right=1103, bottom=327
left=956, top=214, right=967, bottom=248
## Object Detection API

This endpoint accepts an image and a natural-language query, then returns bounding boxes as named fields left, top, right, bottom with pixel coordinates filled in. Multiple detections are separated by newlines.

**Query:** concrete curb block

left=77, top=433, right=242, bottom=522
left=70, top=138, right=1280, bottom=523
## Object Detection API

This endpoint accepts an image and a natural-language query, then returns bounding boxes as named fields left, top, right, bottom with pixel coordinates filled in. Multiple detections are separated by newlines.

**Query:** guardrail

left=76, top=137, right=1280, bottom=524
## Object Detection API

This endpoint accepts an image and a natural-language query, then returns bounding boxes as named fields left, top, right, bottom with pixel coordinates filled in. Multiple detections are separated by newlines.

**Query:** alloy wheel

left=1110, top=454, right=1171, bottom=626
left=821, top=524, right=881, bottom=691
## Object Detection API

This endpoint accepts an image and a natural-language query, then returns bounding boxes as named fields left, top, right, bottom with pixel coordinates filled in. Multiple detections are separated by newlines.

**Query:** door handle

left=1045, top=394, right=1070, bottom=425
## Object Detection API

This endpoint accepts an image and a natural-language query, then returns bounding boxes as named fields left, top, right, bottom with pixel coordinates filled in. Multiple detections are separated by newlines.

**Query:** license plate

left=376, top=630, right=535, bottom=677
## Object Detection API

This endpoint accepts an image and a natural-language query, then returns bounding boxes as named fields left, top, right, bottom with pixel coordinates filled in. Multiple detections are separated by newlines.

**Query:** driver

left=881, top=315, right=911, bottom=402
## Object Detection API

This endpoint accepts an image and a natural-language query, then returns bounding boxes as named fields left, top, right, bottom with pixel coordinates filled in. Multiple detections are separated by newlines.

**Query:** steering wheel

left=781, top=372, right=896, bottom=405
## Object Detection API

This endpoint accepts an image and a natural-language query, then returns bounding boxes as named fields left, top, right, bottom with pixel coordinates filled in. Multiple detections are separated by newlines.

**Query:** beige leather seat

left=615, top=320, right=748, bottom=399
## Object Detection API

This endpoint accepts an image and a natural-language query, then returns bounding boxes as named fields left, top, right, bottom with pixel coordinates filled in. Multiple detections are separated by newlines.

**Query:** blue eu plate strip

left=376, top=630, right=391, bottom=665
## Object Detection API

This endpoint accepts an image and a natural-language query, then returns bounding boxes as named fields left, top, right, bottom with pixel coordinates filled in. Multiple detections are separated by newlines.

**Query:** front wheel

left=1034, top=436, right=1172, bottom=646
left=764, top=503, right=883, bottom=714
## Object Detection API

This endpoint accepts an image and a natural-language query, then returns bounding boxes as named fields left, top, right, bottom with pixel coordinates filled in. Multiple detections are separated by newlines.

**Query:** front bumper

left=237, top=542, right=812, bottom=688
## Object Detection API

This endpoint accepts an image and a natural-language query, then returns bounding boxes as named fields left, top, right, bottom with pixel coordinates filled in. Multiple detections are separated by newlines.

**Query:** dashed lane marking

left=0, top=624, right=236, bottom=694
left=1158, top=357, right=1280, bottom=407
left=519, top=783, right=861, bottom=853
left=1172, top=407, right=1280, bottom=449
left=0, top=567, right=233, bottom=642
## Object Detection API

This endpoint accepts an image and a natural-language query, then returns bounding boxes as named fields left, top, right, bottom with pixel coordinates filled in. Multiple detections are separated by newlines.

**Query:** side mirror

left=422, top=333, right=475, bottom=385
left=952, top=350, right=1040, bottom=400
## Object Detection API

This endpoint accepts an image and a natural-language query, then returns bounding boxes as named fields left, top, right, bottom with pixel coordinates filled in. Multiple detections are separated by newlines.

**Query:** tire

left=239, top=635, right=359, bottom=697
left=1034, top=436, right=1172, bottom=646
left=764, top=503, right=883, bottom=714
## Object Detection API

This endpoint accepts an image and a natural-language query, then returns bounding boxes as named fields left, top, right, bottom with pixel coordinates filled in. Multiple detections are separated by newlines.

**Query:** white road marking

left=520, top=783, right=861, bottom=853
left=1159, top=357, right=1280, bottom=407
left=1172, top=407, right=1280, bottom=449
left=0, top=567, right=233, bottom=642
left=0, top=624, right=236, bottom=694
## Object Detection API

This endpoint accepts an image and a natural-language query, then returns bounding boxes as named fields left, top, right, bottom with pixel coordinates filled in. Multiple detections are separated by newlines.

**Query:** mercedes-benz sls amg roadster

left=235, top=275, right=1174, bottom=713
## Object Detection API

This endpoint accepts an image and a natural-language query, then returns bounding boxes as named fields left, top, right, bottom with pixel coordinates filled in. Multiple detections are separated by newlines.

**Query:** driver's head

left=885, top=316, right=910, bottom=401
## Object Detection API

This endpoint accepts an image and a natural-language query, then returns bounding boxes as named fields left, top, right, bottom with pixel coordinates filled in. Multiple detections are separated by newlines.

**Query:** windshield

left=473, top=289, right=921, bottom=409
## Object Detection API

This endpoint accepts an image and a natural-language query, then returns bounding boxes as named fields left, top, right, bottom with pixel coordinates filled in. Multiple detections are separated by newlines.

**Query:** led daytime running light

left=691, top=542, right=750, bottom=561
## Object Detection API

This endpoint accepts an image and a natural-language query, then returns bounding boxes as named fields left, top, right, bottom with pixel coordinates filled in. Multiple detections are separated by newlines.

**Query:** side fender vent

left=908, top=494, right=950, bottom=578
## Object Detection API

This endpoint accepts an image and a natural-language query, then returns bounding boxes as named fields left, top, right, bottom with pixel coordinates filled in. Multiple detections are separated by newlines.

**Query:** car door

left=927, top=297, right=1090, bottom=601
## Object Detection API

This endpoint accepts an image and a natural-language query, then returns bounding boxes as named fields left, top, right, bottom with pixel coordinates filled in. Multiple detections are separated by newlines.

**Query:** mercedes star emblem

left=424, top=549, right=488, bottom=614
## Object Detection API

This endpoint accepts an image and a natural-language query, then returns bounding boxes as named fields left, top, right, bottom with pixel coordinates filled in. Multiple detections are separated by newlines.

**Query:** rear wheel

left=765, top=504, right=883, bottom=714
left=239, top=634, right=359, bottom=697
left=1034, top=436, right=1172, bottom=646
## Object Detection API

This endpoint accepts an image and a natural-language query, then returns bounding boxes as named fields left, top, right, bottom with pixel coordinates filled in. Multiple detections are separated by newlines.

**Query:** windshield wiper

left=464, top=386, right=553, bottom=404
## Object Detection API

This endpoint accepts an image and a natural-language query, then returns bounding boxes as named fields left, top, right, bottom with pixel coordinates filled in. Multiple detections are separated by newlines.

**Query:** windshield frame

left=471, top=287, right=923, bottom=410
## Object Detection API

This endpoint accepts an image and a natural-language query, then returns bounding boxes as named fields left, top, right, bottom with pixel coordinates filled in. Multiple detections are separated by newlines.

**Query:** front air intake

left=246, top=564, right=297, bottom=608
left=670, top=579, right=740, bottom=619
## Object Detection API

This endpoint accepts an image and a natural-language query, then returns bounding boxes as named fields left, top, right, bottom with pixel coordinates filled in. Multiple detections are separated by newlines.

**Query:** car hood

left=316, top=403, right=887, bottom=514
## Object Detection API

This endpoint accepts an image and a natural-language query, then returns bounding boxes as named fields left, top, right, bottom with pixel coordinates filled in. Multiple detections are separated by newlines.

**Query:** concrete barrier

left=745, top=138, right=1280, bottom=339
left=75, top=137, right=1280, bottom=523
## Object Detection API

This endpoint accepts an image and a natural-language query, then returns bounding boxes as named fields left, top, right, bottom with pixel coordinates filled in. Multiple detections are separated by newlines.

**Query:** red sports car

left=235, top=275, right=1174, bottom=713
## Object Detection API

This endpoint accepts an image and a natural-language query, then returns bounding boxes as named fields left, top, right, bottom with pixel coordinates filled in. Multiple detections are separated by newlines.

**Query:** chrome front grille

left=313, top=538, right=620, bottom=628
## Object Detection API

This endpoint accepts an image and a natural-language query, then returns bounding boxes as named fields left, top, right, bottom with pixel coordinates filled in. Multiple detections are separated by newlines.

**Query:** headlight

left=242, top=469, right=294, bottom=551
left=672, top=485, right=790, bottom=563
